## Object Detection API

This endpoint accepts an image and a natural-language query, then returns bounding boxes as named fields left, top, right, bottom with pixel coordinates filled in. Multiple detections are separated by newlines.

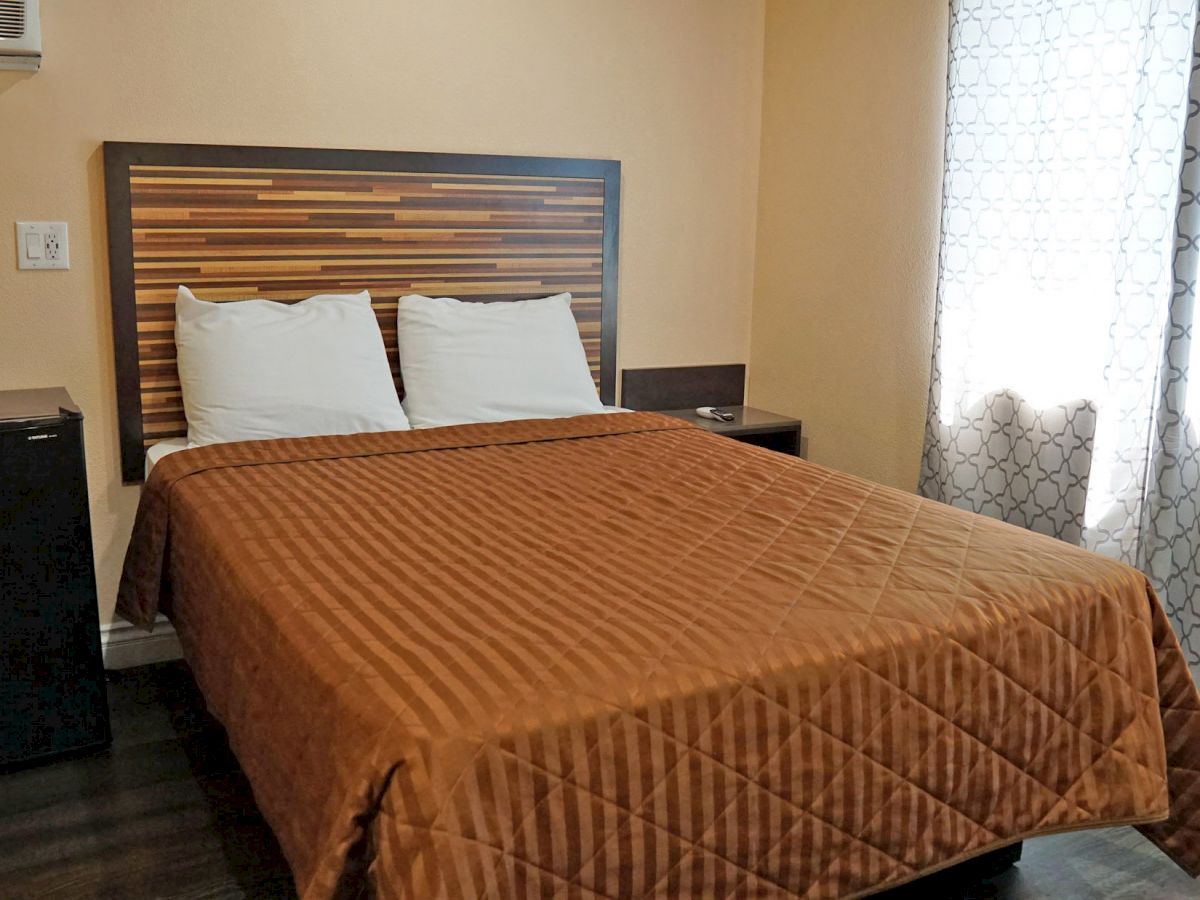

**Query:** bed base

left=874, top=842, right=1023, bottom=897
left=974, top=840, right=1024, bottom=876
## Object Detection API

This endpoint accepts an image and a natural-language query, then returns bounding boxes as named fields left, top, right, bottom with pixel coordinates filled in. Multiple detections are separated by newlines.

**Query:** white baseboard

left=101, top=616, right=183, bottom=669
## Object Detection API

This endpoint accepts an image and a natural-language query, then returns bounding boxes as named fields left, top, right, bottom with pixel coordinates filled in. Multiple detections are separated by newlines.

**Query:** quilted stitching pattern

left=117, top=413, right=1200, bottom=898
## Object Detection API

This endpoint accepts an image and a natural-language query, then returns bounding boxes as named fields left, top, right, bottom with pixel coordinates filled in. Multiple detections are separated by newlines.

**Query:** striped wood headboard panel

left=104, top=142, right=620, bottom=483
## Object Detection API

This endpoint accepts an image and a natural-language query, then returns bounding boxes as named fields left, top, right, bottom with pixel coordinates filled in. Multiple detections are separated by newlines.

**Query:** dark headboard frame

left=103, top=141, right=620, bottom=483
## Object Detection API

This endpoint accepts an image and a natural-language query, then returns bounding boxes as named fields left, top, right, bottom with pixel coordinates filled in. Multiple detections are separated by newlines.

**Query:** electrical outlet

left=16, top=222, right=70, bottom=270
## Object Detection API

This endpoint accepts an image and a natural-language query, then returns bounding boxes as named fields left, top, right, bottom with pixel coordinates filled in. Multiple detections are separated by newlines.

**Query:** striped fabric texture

left=124, top=165, right=607, bottom=448
left=117, top=413, right=1200, bottom=899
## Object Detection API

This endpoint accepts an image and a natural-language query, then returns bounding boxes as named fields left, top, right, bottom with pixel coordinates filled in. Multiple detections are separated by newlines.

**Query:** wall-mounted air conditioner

left=0, top=0, right=40, bottom=72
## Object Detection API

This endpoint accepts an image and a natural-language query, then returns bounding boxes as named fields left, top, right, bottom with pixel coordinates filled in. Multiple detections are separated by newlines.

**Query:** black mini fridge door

left=0, top=410, right=111, bottom=765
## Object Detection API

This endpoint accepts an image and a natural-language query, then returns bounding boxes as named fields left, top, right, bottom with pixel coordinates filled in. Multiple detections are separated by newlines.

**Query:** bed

left=106, top=142, right=1200, bottom=899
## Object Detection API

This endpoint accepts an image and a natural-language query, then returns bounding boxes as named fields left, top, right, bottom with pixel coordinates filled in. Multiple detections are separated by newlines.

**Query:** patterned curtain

left=920, top=0, right=1200, bottom=670
left=1140, top=26, right=1200, bottom=668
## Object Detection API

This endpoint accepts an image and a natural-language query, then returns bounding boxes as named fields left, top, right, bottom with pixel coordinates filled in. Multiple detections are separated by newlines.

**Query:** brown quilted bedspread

left=117, top=413, right=1200, bottom=899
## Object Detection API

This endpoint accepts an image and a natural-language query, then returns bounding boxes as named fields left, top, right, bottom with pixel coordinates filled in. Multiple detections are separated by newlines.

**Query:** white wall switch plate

left=16, top=222, right=70, bottom=270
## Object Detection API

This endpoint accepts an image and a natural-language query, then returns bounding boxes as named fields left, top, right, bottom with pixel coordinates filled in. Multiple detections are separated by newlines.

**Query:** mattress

left=117, top=412, right=1200, bottom=899
left=144, top=437, right=188, bottom=478
left=140, top=408, right=634, bottom=477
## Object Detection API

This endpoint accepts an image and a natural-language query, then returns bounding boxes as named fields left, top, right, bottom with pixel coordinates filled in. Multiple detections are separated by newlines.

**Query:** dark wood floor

left=0, top=663, right=1196, bottom=899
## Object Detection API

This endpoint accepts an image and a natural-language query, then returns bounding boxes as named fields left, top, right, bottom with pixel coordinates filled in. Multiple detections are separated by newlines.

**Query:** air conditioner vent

left=0, top=1, right=25, bottom=40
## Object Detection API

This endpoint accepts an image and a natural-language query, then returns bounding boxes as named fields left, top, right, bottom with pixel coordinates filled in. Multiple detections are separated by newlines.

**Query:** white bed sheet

left=144, top=438, right=190, bottom=479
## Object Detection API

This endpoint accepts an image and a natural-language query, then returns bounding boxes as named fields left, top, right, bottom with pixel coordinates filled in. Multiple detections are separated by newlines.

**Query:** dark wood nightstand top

left=656, top=405, right=801, bottom=437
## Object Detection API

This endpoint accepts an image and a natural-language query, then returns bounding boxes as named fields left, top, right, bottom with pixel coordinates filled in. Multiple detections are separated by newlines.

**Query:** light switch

left=16, top=222, right=70, bottom=270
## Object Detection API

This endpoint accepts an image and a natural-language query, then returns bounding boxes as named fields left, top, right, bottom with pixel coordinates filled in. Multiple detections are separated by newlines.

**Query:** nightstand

left=657, top=406, right=802, bottom=456
left=0, top=388, right=111, bottom=766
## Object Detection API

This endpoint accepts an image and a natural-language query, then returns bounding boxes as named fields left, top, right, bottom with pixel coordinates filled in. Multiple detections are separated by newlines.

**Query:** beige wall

left=748, top=0, right=947, bottom=490
left=0, top=0, right=765, bottom=625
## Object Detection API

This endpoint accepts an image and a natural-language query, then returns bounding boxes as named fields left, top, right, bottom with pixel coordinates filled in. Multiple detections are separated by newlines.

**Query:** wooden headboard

left=103, top=142, right=620, bottom=483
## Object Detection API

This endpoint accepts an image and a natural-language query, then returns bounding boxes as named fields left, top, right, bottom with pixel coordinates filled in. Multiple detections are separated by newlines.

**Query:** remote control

left=696, top=407, right=735, bottom=422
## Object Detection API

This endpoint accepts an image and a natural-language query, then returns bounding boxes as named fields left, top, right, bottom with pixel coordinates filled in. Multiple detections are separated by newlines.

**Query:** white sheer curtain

left=1141, top=23, right=1200, bottom=671
left=921, top=0, right=1200, bottom=667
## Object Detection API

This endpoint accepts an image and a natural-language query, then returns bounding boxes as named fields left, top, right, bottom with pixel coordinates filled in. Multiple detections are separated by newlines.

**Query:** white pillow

left=175, top=286, right=409, bottom=447
left=395, top=292, right=604, bottom=428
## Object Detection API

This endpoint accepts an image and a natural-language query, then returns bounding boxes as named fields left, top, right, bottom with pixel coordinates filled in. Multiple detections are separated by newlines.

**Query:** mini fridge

left=0, top=387, right=110, bottom=765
